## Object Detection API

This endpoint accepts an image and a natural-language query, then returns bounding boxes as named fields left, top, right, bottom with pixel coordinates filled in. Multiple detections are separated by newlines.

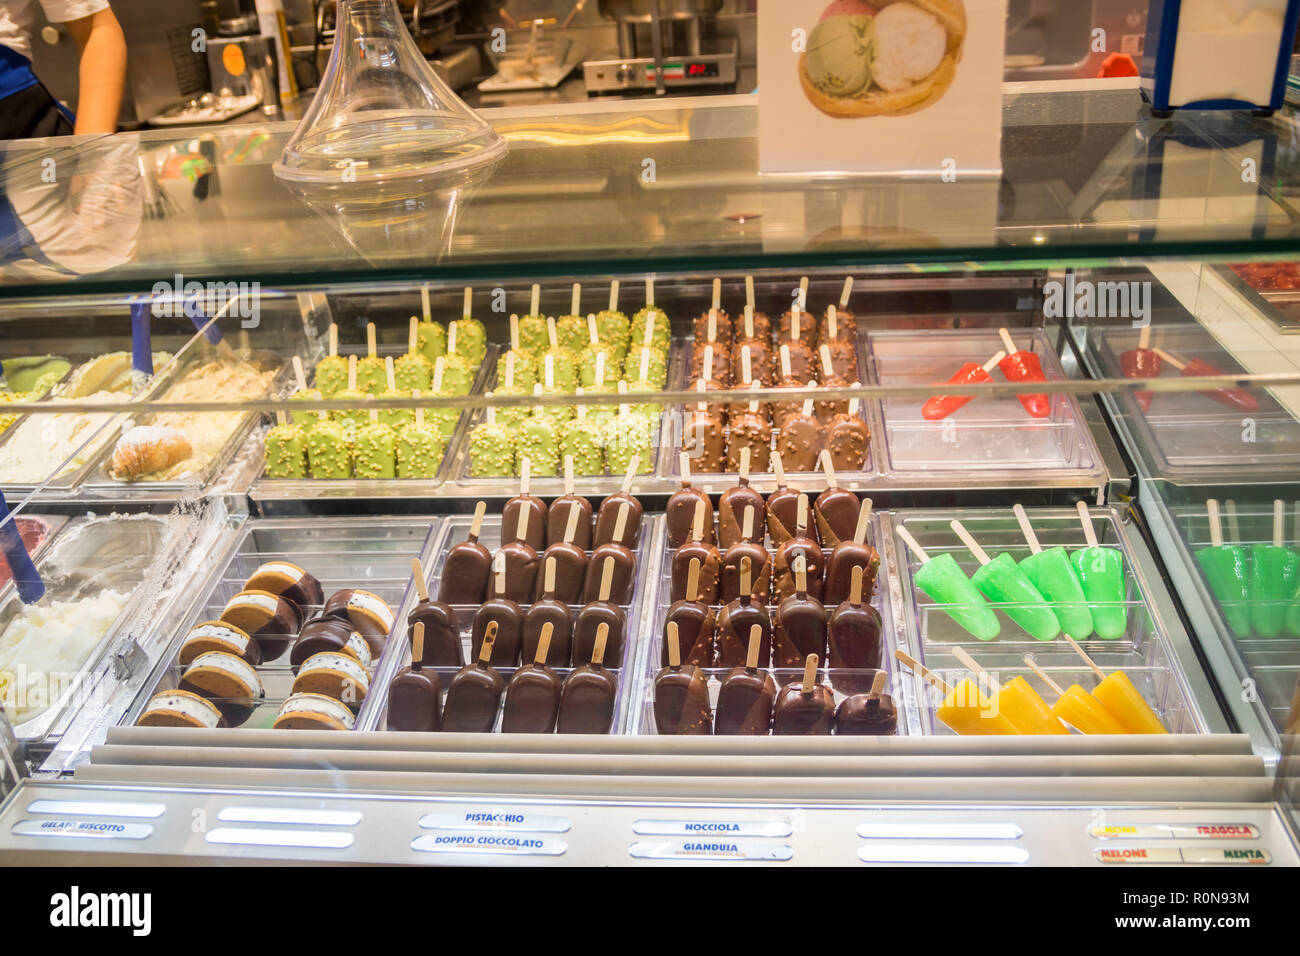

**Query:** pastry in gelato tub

left=800, top=0, right=966, bottom=119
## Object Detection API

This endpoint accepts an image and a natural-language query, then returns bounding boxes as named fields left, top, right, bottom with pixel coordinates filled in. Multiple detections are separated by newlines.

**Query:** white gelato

left=870, top=2, right=947, bottom=93
left=0, top=589, right=129, bottom=723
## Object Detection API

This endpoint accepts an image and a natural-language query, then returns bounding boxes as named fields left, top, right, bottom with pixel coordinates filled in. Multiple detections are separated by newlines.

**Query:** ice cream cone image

left=799, top=0, right=967, bottom=118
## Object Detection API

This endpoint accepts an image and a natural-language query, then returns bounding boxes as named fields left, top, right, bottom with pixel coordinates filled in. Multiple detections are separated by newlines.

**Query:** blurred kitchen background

left=26, top=0, right=1153, bottom=129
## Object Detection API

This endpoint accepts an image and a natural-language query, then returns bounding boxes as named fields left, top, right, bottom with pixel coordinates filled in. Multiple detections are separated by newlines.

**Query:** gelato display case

left=3, top=84, right=1300, bottom=867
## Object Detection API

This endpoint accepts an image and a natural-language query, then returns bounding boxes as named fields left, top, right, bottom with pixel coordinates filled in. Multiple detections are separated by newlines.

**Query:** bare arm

left=64, top=7, right=126, bottom=135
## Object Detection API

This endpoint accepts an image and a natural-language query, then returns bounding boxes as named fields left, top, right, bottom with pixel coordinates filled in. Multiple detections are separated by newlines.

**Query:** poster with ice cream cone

left=758, top=0, right=1007, bottom=175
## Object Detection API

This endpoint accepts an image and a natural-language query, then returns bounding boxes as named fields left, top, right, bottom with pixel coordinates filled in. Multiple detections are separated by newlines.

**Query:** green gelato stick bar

left=396, top=403, right=443, bottom=478
left=497, top=349, right=537, bottom=391
left=951, top=519, right=1059, bottom=641
left=518, top=415, right=560, bottom=476
left=1013, top=504, right=1093, bottom=639
left=1248, top=500, right=1300, bottom=638
left=603, top=406, right=653, bottom=477
left=440, top=352, right=475, bottom=396
left=316, top=325, right=348, bottom=396
left=451, top=295, right=487, bottom=365
left=395, top=320, right=432, bottom=390
left=415, top=321, right=447, bottom=362
left=289, top=387, right=323, bottom=426
left=307, top=420, right=352, bottom=478
left=493, top=383, right=530, bottom=430
left=562, top=415, right=605, bottom=475
left=897, top=526, right=1000, bottom=642
left=1194, top=498, right=1252, bottom=638
left=579, top=344, right=619, bottom=388
left=1071, top=500, right=1127, bottom=640
left=596, top=310, right=630, bottom=359
left=519, top=290, right=549, bottom=355
left=541, top=346, right=577, bottom=391
left=623, top=345, right=667, bottom=388
left=354, top=418, right=397, bottom=478
left=265, top=423, right=307, bottom=478
left=469, top=407, right=515, bottom=477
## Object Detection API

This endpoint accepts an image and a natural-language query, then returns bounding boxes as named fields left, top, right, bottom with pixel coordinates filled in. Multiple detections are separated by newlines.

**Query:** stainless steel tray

left=122, top=517, right=441, bottom=731
left=360, top=512, right=661, bottom=734
left=889, top=506, right=1209, bottom=736
left=249, top=346, right=498, bottom=500
left=626, top=509, right=915, bottom=735
left=0, top=514, right=175, bottom=742
left=1212, top=264, right=1300, bottom=334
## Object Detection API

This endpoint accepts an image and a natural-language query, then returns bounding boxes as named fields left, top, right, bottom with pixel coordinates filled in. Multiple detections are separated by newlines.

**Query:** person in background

left=0, top=0, right=126, bottom=139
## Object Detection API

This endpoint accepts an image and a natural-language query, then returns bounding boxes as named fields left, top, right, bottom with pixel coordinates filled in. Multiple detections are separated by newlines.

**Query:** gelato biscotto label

left=628, top=839, right=794, bottom=862
left=411, top=833, right=567, bottom=856
left=1089, top=823, right=1261, bottom=841
left=1094, top=847, right=1183, bottom=864
left=632, top=820, right=794, bottom=838
left=12, top=819, right=153, bottom=840
left=418, top=810, right=571, bottom=833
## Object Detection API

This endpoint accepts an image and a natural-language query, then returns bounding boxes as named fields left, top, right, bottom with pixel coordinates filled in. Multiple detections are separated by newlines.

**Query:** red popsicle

left=996, top=328, right=1050, bottom=418
left=1119, top=325, right=1161, bottom=413
left=921, top=350, right=1006, bottom=421
left=1155, top=348, right=1260, bottom=413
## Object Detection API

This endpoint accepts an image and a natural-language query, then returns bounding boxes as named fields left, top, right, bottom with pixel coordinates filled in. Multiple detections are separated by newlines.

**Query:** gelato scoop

left=807, top=15, right=876, bottom=98
left=870, top=2, right=947, bottom=92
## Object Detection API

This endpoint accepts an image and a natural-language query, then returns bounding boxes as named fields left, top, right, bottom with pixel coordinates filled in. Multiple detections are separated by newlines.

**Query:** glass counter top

left=5, top=83, right=1300, bottom=297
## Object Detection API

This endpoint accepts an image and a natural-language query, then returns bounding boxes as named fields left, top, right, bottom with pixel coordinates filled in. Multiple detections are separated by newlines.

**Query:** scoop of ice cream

left=819, top=0, right=879, bottom=21
left=807, top=15, right=876, bottom=97
left=870, top=1, right=947, bottom=93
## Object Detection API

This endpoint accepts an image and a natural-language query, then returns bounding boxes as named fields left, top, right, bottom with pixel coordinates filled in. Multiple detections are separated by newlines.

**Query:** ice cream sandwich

left=292, top=651, right=371, bottom=705
left=290, top=612, right=373, bottom=670
left=243, top=561, right=324, bottom=612
left=179, top=621, right=262, bottom=666
left=322, top=588, right=395, bottom=654
left=180, top=651, right=263, bottom=705
left=799, top=0, right=966, bottom=118
left=137, top=689, right=227, bottom=729
left=219, top=589, right=301, bottom=661
left=272, top=692, right=356, bottom=731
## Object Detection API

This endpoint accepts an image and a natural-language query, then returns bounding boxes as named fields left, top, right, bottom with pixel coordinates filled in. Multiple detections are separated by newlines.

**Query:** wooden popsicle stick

left=982, top=350, right=1006, bottom=373
left=347, top=354, right=358, bottom=390
left=1225, top=499, right=1242, bottom=543
left=742, top=504, right=754, bottom=542
left=292, top=355, right=308, bottom=391
left=564, top=498, right=581, bottom=544
left=639, top=348, right=650, bottom=382
left=571, top=283, right=581, bottom=316
left=744, top=304, right=754, bottom=339
left=828, top=305, right=838, bottom=340
left=520, top=456, right=531, bottom=496
left=564, top=456, right=575, bottom=496
left=680, top=452, right=692, bottom=486
left=952, top=645, right=1000, bottom=696
left=745, top=624, right=762, bottom=671
left=798, top=276, right=809, bottom=310
left=369, top=408, right=379, bottom=425
left=598, top=556, right=614, bottom=603
left=612, top=501, right=630, bottom=545
left=895, top=649, right=953, bottom=696
left=408, top=316, right=418, bottom=355
left=1153, top=347, right=1186, bottom=371
left=592, top=622, right=609, bottom=666
left=420, top=285, right=432, bottom=324
left=535, top=622, right=553, bottom=666
left=411, top=558, right=429, bottom=602
left=745, top=275, right=755, bottom=310
left=667, top=622, right=682, bottom=668
left=412, top=621, right=425, bottom=666
left=622, top=455, right=638, bottom=493
left=796, top=493, right=808, bottom=532
left=413, top=391, right=424, bottom=429
left=820, top=344, right=833, bottom=378
left=748, top=380, right=760, bottom=415
left=853, top=498, right=873, bottom=544
left=869, top=669, right=887, bottom=698
left=385, top=355, right=396, bottom=391
left=275, top=410, right=287, bottom=426
left=795, top=553, right=807, bottom=595
left=595, top=351, right=606, bottom=387
left=695, top=378, right=707, bottom=413
left=1022, top=654, right=1065, bottom=697
left=998, top=327, right=1017, bottom=355
left=802, top=391, right=814, bottom=419
left=1076, top=501, right=1099, bottom=548
left=740, top=555, right=752, bottom=600
left=703, top=344, right=714, bottom=382
left=1206, top=498, right=1224, bottom=548
left=772, top=451, right=788, bottom=487
left=895, top=525, right=930, bottom=564
left=802, top=654, right=818, bottom=695
left=645, top=276, right=655, bottom=307
left=848, top=382, right=861, bottom=417
left=469, top=500, right=487, bottom=541
left=480, top=621, right=498, bottom=663
left=792, top=307, right=801, bottom=341
left=712, top=277, right=722, bottom=310
left=950, top=520, right=992, bottom=566
left=462, top=286, right=472, bottom=318
left=1063, top=635, right=1106, bottom=679
left=819, top=449, right=838, bottom=488
left=609, top=279, right=619, bottom=313
left=1274, top=498, right=1285, bottom=548
left=544, top=555, right=557, bottom=596
left=707, top=309, right=717, bottom=343
left=1013, top=504, right=1042, bottom=554
left=692, top=496, right=706, bottom=542
left=530, top=283, right=541, bottom=317
left=486, top=401, right=496, bottom=425
left=510, top=314, right=520, bottom=351
left=367, top=322, right=377, bottom=359
left=1138, top=324, right=1151, bottom=350
left=544, top=352, right=555, bottom=388
left=547, top=316, right=558, bottom=349
left=575, top=386, right=587, bottom=420
left=742, top=345, right=753, bottom=383
left=687, top=557, right=701, bottom=603
left=587, top=313, right=599, bottom=345
left=447, top=321, right=458, bottom=355
left=780, top=344, right=792, bottom=379
left=516, top=498, right=531, bottom=542
left=739, top=446, right=751, bottom=484
left=493, top=551, right=506, bottom=594
left=840, top=277, right=854, bottom=309
left=328, top=323, right=338, bottom=358
left=433, top=356, right=445, bottom=392
left=850, top=564, right=864, bottom=605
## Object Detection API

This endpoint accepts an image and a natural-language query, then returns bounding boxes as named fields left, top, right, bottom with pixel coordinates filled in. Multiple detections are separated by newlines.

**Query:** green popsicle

left=914, top=552, right=1001, bottom=641
left=1248, top=544, right=1299, bottom=638
left=972, top=553, right=1061, bottom=641
left=1287, top=592, right=1300, bottom=638
left=1195, top=545, right=1251, bottom=638
left=1070, top=547, right=1127, bottom=639
left=1020, top=547, right=1093, bottom=639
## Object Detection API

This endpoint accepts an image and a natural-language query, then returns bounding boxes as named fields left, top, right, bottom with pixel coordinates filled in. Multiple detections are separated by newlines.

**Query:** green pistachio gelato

left=807, top=14, right=875, bottom=97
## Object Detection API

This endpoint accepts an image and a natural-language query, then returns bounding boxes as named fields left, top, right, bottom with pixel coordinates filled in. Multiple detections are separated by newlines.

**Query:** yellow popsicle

left=1093, top=671, right=1167, bottom=734
left=936, top=678, right=1022, bottom=736
left=1052, top=685, right=1126, bottom=734
left=997, top=675, right=1068, bottom=735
